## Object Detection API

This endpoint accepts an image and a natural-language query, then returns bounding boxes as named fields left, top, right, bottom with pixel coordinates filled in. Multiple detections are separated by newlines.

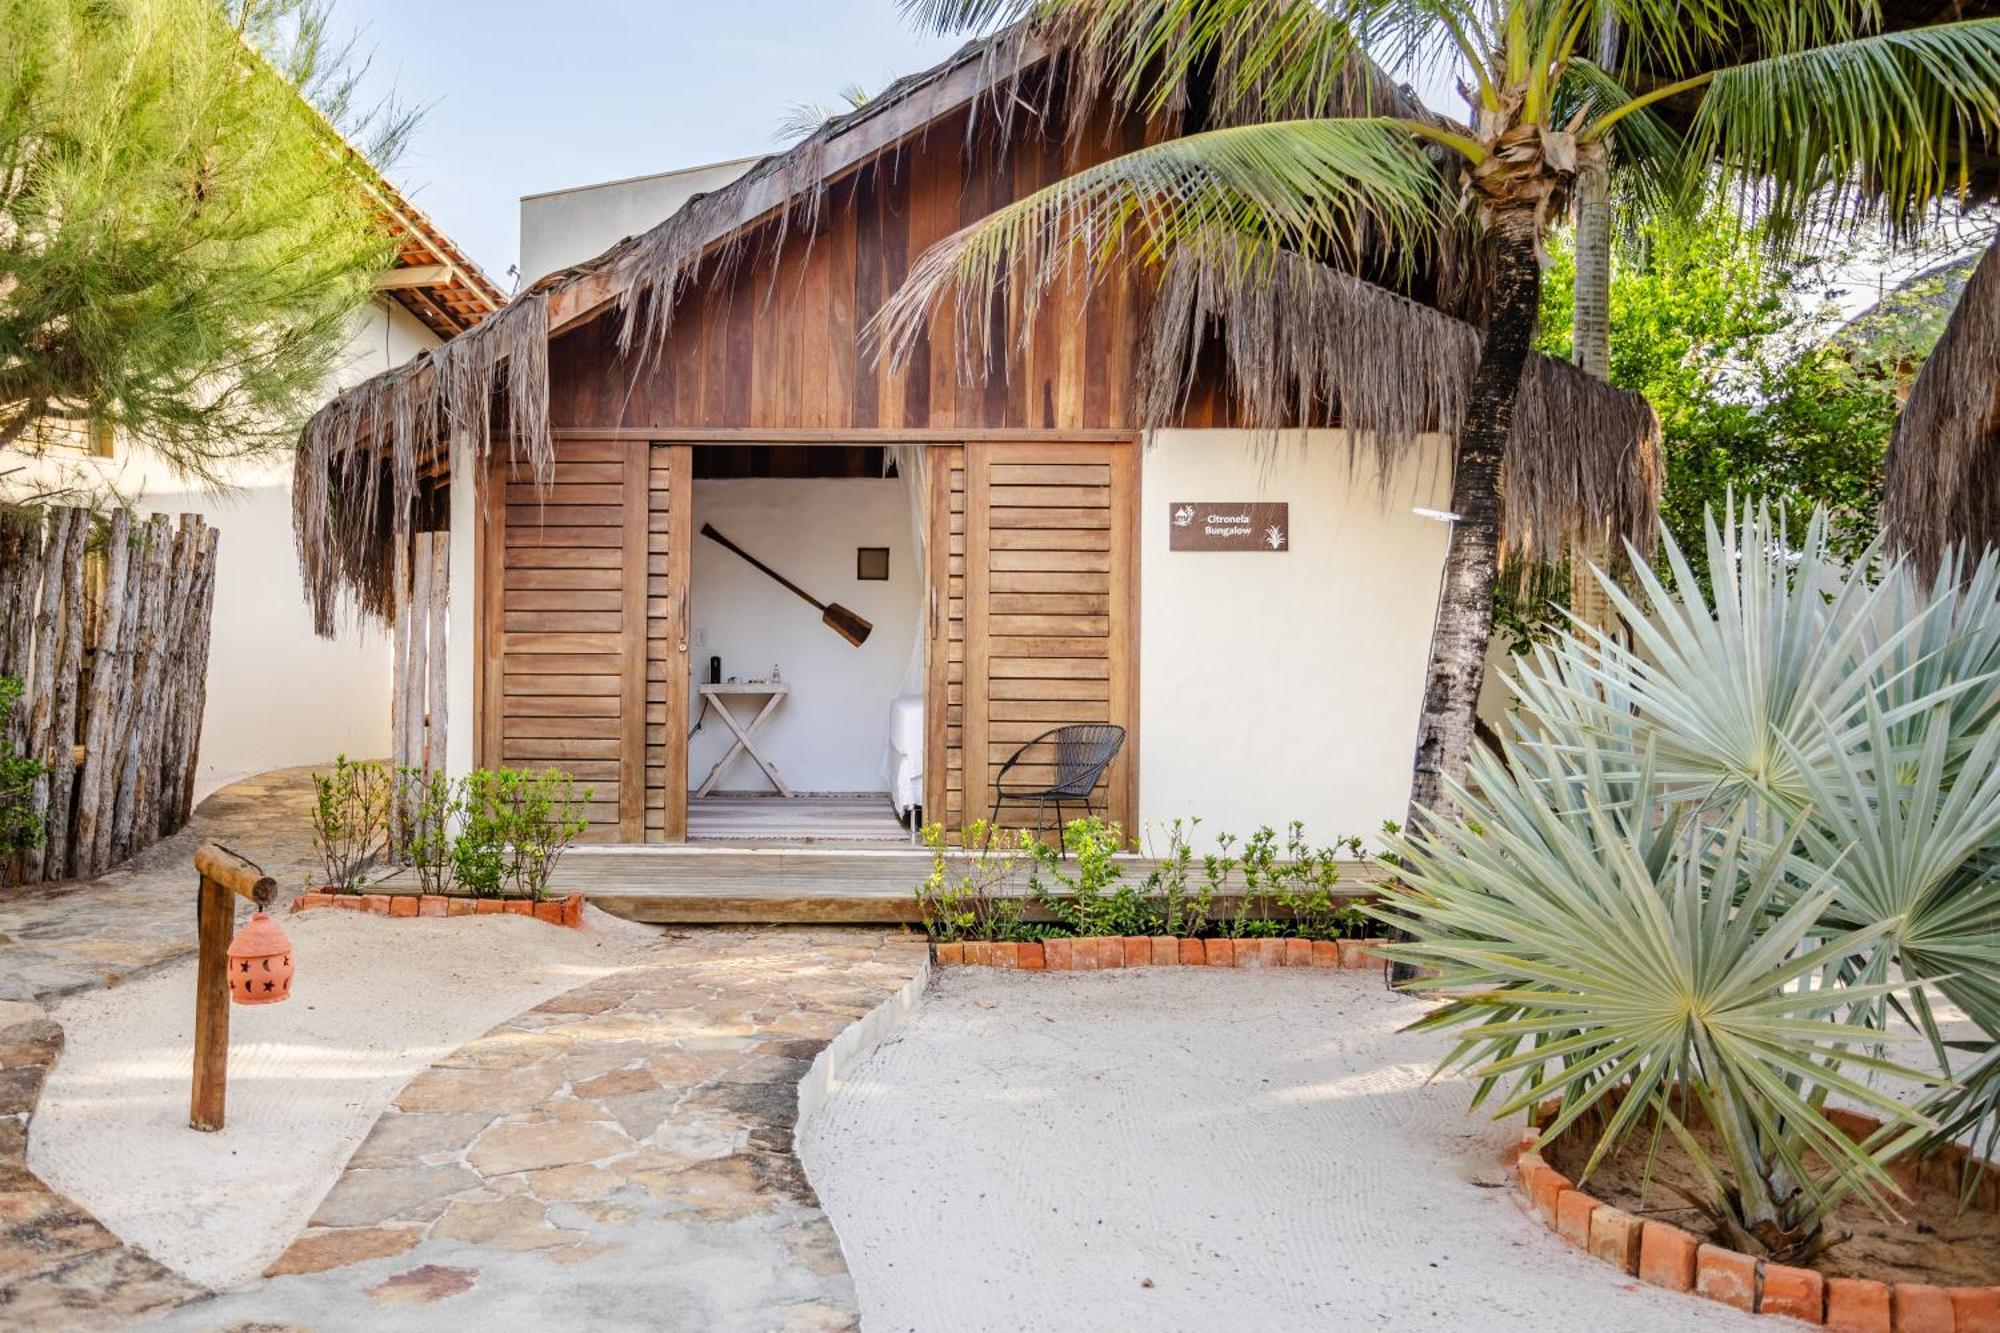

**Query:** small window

left=856, top=547, right=890, bottom=581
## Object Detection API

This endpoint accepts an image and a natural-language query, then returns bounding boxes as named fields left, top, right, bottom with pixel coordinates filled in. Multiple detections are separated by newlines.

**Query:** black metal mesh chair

left=986, top=724, right=1127, bottom=855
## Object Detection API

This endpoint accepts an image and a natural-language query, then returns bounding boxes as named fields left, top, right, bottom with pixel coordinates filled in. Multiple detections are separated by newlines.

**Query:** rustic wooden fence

left=0, top=507, right=219, bottom=886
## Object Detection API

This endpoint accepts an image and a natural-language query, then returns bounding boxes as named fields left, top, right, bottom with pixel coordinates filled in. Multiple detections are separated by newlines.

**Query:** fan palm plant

left=1377, top=729, right=1938, bottom=1261
left=880, top=0, right=2000, bottom=830
left=1386, top=502, right=2000, bottom=1258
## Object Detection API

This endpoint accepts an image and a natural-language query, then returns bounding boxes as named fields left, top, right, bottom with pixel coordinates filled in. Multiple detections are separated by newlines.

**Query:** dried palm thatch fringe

left=1140, top=245, right=1660, bottom=564
left=294, top=291, right=548, bottom=634
left=1884, top=231, right=2000, bottom=573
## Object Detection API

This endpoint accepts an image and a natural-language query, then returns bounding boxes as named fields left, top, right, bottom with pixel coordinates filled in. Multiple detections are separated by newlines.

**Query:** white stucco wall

left=688, top=475, right=920, bottom=794
left=1137, top=429, right=1453, bottom=854
left=7, top=298, right=441, bottom=801
left=518, top=158, right=757, bottom=285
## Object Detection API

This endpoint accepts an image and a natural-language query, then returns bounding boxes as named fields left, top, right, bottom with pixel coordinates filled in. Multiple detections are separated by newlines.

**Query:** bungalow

left=295, top=29, right=1657, bottom=854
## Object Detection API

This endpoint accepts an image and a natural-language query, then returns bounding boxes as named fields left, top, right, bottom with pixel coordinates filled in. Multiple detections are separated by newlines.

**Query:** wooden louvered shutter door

left=485, top=441, right=650, bottom=842
left=950, top=440, right=1138, bottom=838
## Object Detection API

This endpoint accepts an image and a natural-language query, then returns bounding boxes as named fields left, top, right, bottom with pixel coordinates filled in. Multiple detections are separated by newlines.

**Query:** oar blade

left=823, top=604, right=872, bottom=647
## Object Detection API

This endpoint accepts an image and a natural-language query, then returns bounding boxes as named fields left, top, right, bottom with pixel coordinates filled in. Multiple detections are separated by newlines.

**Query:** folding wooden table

left=693, top=683, right=792, bottom=797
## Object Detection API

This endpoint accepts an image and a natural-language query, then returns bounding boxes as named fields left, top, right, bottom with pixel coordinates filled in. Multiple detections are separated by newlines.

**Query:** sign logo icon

left=1265, top=524, right=1286, bottom=550
left=1172, top=504, right=1196, bottom=528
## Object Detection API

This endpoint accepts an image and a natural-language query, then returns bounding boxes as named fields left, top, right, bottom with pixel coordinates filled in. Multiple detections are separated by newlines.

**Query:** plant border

left=933, top=935, right=1390, bottom=970
left=1514, top=1101, right=2000, bottom=1330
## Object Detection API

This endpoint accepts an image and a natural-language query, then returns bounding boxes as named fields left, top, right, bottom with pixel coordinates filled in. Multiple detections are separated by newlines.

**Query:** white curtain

left=888, top=445, right=928, bottom=699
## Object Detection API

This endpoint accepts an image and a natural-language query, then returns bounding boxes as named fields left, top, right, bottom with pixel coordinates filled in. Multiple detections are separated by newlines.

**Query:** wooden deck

left=372, top=845, right=1388, bottom=925
left=686, top=795, right=911, bottom=845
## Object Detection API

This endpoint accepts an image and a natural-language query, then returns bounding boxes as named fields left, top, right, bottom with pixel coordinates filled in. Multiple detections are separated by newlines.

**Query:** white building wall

left=687, top=475, right=919, bottom=794
left=8, top=298, right=442, bottom=801
left=518, top=158, right=758, bottom=285
left=1137, top=429, right=1453, bottom=854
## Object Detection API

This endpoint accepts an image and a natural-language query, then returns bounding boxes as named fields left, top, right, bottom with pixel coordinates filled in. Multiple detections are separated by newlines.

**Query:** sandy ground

left=799, top=968, right=1762, bottom=1333
left=28, top=905, right=660, bottom=1291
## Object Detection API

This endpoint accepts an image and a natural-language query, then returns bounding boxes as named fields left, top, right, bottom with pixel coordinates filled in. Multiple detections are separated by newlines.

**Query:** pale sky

left=332, top=1, right=1463, bottom=291
left=333, top=2, right=971, bottom=286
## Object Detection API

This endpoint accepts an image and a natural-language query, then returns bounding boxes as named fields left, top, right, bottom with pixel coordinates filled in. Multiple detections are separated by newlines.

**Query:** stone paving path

left=0, top=767, right=322, bottom=1004
left=1, top=766, right=930, bottom=1331
left=152, top=927, right=927, bottom=1332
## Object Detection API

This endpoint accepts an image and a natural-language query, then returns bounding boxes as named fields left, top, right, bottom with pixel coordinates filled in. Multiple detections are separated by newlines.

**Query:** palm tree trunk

left=1404, top=208, right=1544, bottom=831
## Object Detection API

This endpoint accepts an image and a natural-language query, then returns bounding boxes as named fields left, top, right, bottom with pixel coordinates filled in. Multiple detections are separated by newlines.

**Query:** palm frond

left=903, top=0, right=1408, bottom=126
left=871, top=115, right=1453, bottom=373
left=1678, top=19, right=2000, bottom=242
left=1556, top=57, right=1692, bottom=222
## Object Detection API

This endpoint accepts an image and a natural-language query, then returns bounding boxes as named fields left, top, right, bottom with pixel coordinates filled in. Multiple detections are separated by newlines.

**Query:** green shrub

left=449, top=767, right=588, bottom=900
left=1026, top=817, right=1154, bottom=937
left=505, top=769, right=589, bottom=901
left=451, top=769, right=512, bottom=898
left=1138, top=817, right=1210, bottom=937
left=395, top=765, right=459, bottom=896
left=308, top=755, right=390, bottom=893
left=910, top=814, right=1377, bottom=942
left=0, top=677, right=46, bottom=859
left=914, top=820, right=1027, bottom=942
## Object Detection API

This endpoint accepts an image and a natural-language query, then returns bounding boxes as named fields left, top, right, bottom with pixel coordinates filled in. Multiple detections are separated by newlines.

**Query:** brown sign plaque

left=1168, top=501, right=1289, bottom=552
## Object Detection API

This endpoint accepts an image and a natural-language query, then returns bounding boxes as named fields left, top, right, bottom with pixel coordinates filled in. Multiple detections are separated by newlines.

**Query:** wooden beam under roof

left=375, top=264, right=453, bottom=291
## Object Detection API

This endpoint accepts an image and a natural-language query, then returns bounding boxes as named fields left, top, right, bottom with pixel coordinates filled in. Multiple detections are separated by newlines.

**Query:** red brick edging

left=291, top=890, right=585, bottom=928
left=1516, top=1105, right=2000, bottom=1330
left=932, top=935, right=1389, bottom=971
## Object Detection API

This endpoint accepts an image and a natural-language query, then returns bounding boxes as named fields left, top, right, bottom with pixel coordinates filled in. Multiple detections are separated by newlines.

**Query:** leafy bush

left=448, top=767, right=589, bottom=900
left=910, top=814, right=1377, bottom=942
left=451, top=770, right=512, bottom=898
left=915, top=820, right=1027, bottom=942
left=308, top=755, right=390, bottom=892
left=396, top=765, right=459, bottom=896
left=1377, top=502, right=2000, bottom=1262
left=1026, top=817, right=1152, bottom=937
left=0, top=677, right=47, bottom=859
left=505, top=769, right=589, bottom=901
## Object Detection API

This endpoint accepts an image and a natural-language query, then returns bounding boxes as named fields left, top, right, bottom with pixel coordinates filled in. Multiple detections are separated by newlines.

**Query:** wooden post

left=189, top=842, right=275, bottom=1133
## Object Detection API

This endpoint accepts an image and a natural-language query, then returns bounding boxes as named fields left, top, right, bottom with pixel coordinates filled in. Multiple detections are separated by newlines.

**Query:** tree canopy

left=1538, top=211, right=1937, bottom=583
left=0, top=0, right=406, bottom=489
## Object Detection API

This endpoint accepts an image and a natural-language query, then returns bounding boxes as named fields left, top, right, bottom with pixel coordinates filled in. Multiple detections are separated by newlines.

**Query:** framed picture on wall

left=856, top=547, right=889, bottom=581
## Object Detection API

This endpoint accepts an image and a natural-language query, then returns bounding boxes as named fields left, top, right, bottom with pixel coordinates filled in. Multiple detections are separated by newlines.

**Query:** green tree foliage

left=1538, top=215, right=1910, bottom=582
left=0, top=0, right=408, bottom=483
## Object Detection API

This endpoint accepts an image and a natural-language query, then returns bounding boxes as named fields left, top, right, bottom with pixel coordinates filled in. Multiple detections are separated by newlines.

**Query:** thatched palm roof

left=294, top=23, right=1660, bottom=633
left=1883, top=230, right=2000, bottom=569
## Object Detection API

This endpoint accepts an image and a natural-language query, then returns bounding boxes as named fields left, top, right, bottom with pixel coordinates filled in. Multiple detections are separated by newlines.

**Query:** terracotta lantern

left=226, top=911, right=293, bottom=1005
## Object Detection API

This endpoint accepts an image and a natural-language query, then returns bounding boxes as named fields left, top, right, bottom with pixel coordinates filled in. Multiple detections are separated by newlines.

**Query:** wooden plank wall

left=488, top=441, right=646, bottom=841
left=940, top=441, right=1137, bottom=839
left=543, top=95, right=1228, bottom=436
left=389, top=529, right=449, bottom=782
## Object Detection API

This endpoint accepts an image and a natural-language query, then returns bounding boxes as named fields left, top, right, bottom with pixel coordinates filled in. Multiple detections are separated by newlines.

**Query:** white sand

left=29, top=906, right=659, bottom=1291
left=799, top=968, right=1763, bottom=1333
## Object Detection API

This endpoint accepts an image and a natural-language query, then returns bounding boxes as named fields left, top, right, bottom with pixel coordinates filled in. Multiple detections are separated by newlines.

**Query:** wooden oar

left=700, top=523, right=873, bottom=647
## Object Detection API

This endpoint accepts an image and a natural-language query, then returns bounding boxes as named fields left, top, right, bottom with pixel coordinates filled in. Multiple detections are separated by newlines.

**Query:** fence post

left=189, top=842, right=275, bottom=1132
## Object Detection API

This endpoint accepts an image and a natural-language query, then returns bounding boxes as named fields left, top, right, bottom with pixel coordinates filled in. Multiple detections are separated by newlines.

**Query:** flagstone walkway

left=0, top=766, right=932, bottom=1331
left=150, top=927, right=927, bottom=1332
left=0, top=767, right=323, bottom=1004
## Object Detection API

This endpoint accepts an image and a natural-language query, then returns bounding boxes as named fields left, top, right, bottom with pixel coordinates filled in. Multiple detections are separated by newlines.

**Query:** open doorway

left=684, top=445, right=924, bottom=843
